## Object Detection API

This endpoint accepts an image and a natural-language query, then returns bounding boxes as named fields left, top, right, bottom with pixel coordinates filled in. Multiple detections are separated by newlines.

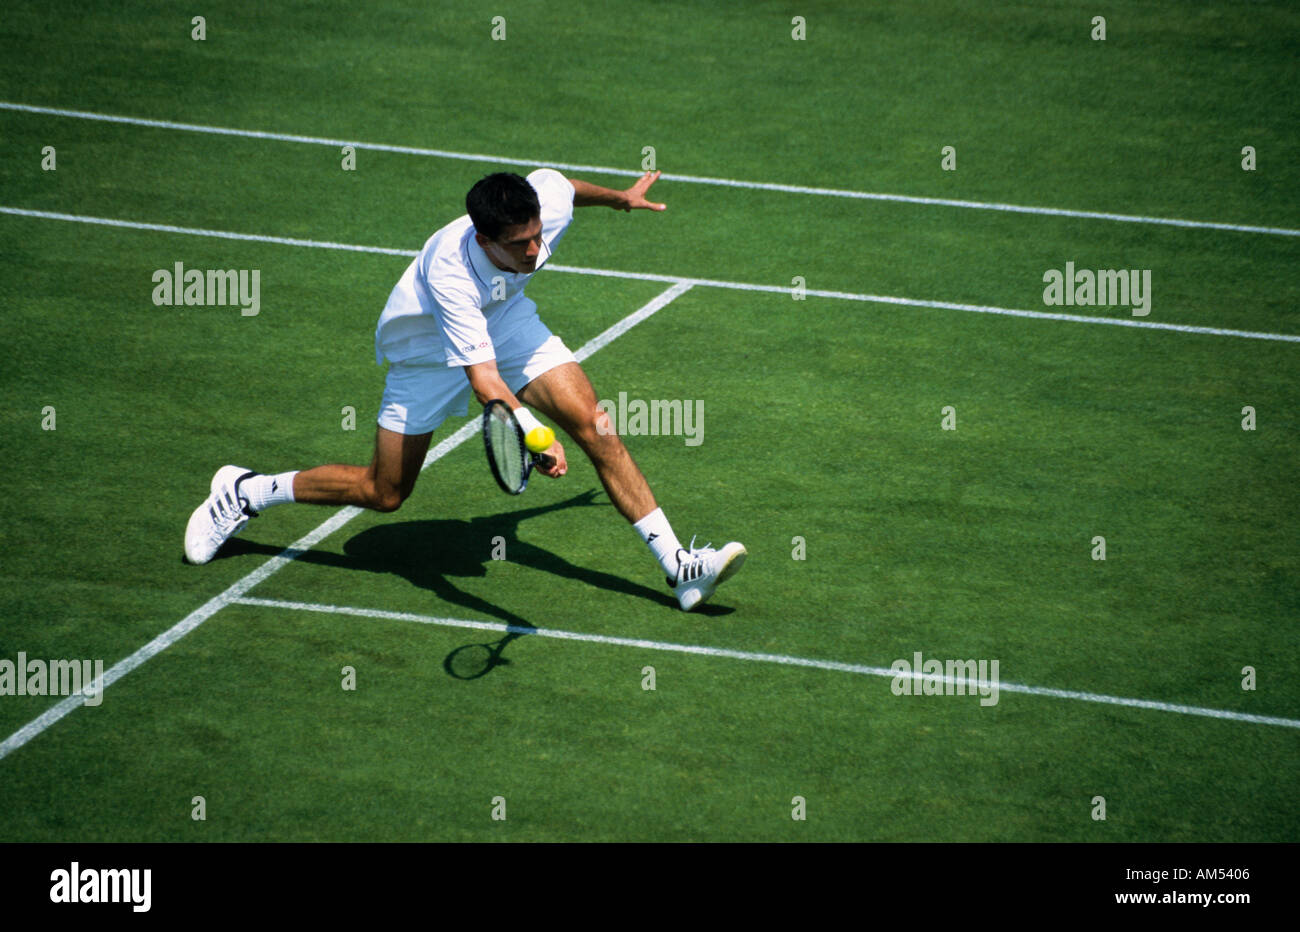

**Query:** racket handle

left=534, top=452, right=555, bottom=469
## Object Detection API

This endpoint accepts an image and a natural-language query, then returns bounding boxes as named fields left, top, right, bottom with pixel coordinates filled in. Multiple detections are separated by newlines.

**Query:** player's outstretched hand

left=622, top=170, right=666, bottom=211
left=537, top=440, right=567, bottom=478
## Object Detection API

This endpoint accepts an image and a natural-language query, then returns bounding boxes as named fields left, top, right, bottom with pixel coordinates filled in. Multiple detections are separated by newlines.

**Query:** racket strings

left=488, top=409, right=526, bottom=489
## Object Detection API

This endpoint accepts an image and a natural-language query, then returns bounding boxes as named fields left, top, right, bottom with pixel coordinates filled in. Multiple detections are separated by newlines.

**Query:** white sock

left=242, top=470, right=298, bottom=513
left=633, top=507, right=684, bottom=577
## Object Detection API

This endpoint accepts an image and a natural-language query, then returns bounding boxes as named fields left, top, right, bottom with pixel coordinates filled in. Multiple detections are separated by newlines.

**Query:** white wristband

left=513, top=407, right=543, bottom=434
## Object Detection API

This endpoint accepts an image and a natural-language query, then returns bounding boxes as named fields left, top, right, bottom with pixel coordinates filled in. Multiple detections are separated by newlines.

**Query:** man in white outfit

left=184, top=168, right=745, bottom=610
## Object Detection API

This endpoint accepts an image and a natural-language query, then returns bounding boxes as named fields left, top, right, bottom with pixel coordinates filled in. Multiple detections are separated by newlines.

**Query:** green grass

left=0, top=0, right=1296, bottom=842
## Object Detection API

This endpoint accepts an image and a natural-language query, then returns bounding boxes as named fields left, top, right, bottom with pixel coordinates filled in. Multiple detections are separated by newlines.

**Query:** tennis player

left=184, top=168, right=745, bottom=610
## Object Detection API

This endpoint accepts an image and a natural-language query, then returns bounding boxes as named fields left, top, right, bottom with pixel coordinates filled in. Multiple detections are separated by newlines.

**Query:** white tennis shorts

left=377, top=318, right=576, bottom=436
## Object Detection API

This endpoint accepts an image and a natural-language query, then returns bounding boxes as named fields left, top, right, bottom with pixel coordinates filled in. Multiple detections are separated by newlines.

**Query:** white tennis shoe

left=184, top=465, right=258, bottom=564
left=669, top=538, right=747, bottom=611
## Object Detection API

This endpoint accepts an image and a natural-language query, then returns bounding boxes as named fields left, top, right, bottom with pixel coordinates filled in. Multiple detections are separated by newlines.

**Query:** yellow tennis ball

left=525, top=425, right=555, bottom=453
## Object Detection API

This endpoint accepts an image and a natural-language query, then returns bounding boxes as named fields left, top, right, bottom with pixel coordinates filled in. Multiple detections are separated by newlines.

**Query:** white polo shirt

left=374, top=168, right=576, bottom=367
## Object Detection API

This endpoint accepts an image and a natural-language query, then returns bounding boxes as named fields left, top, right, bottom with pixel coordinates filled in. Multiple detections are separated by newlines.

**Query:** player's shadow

left=341, top=489, right=683, bottom=617
left=218, top=489, right=730, bottom=670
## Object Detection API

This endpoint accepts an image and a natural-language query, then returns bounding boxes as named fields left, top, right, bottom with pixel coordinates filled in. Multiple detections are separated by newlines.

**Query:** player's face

left=480, top=216, right=543, bottom=274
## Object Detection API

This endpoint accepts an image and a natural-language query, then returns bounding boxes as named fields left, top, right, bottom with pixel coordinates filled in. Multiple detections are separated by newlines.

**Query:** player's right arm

left=464, top=361, right=567, bottom=476
left=464, top=359, right=521, bottom=410
left=427, top=257, right=564, bottom=474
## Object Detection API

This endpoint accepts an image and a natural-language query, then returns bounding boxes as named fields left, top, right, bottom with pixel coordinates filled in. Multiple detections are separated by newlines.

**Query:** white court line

left=550, top=263, right=1300, bottom=343
left=0, top=509, right=360, bottom=762
left=0, top=205, right=417, bottom=257
left=232, top=597, right=1300, bottom=730
left=0, top=281, right=693, bottom=762
left=2, top=100, right=1297, bottom=238
left=3, top=205, right=1297, bottom=344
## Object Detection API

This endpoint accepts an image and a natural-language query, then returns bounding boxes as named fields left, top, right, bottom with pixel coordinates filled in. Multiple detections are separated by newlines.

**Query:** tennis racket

left=482, top=399, right=554, bottom=495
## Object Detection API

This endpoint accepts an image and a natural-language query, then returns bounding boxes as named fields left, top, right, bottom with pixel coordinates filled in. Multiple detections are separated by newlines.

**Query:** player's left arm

left=569, top=171, right=666, bottom=212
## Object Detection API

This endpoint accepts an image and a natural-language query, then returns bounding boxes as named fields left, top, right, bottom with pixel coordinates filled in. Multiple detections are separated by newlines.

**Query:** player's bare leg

left=517, top=362, right=654, bottom=522
left=184, top=427, right=430, bottom=564
left=292, top=427, right=432, bottom=513
left=518, top=361, right=745, bottom=609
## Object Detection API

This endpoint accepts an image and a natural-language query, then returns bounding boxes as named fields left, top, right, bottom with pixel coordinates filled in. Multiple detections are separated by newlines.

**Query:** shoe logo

left=271, top=480, right=278, bottom=493
left=647, top=533, right=659, bottom=543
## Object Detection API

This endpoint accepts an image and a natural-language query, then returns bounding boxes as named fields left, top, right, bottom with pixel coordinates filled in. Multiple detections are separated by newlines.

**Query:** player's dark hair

left=466, top=173, right=540, bottom=240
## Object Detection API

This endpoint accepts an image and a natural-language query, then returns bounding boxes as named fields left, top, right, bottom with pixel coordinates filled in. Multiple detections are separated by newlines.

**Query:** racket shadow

left=443, top=631, right=527, bottom=680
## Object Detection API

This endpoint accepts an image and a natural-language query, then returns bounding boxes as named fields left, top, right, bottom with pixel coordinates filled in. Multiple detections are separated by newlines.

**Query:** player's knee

left=580, top=405, right=620, bottom=446
left=369, top=482, right=407, bottom=513
left=572, top=408, right=626, bottom=464
left=592, top=405, right=616, bottom=439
